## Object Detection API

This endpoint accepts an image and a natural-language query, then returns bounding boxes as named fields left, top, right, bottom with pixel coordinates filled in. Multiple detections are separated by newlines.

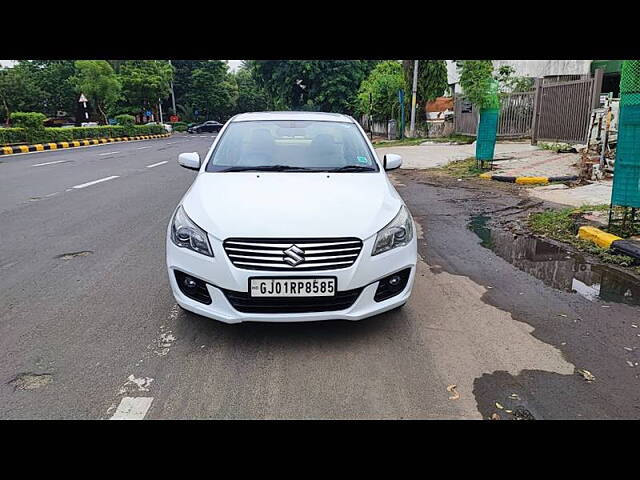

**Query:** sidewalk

left=528, top=180, right=613, bottom=207
left=377, top=140, right=614, bottom=209
left=375, top=141, right=539, bottom=169
left=486, top=149, right=580, bottom=178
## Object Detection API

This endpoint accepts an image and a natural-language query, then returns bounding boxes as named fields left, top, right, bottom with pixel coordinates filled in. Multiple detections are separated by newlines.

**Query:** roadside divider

left=479, top=173, right=578, bottom=184
left=0, top=133, right=171, bottom=156
left=578, top=226, right=640, bottom=262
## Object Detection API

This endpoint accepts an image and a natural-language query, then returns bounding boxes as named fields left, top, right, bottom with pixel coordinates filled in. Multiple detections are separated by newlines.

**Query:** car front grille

left=222, top=237, right=363, bottom=271
left=220, top=286, right=364, bottom=314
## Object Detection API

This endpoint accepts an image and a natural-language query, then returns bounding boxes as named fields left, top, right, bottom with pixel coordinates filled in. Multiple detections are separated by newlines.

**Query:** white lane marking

left=32, top=159, right=68, bottom=167
left=146, top=161, right=168, bottom=168
left=72, top=175, right=119, bottom=189
left=118, top=374, right=154, bottom=395
left=110, top=397, right=153, bottom=420
left=45, top=192, right=60, bottom=197
left=118, top=375, right=153, bottom=394
left=98, top=151, right=119, bottom=156
left=136, top=146, right=151, bottom=150
left=165, top=142, right=176, bottom=145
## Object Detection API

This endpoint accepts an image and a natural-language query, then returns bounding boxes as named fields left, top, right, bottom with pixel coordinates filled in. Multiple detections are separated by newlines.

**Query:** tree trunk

left=97, top=103, right=108, bottom=125
left=1, top=97, right=9, bottom=126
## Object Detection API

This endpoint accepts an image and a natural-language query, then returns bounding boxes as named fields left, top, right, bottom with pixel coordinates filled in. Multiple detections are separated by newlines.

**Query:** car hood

left=181, top=172, right=403, bottom=240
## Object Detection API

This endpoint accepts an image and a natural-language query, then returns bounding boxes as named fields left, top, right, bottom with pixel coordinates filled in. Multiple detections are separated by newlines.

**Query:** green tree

left=119, top=60, right=173, bottom=119
left=494, top=65, right=534, bottom=93
left=356, top=61, right=407, bottom=122
left=457, top=60, right=499, bottom=109
left=233, top=66, right=270, bottom=113
left=170, top=60, right=208, bottom=110
left=0, top=66, right=43, bottom=124
left=248, top=60, right=379, bottom=114
left=15, top=60, right=78, bottom=116
left=457, top=60, right=500, bottom=167
left=185, top=61, right=238, bottom=121
left=73, top=60, right=122, bottom=124
left=402, top=60, right=448, bottom=120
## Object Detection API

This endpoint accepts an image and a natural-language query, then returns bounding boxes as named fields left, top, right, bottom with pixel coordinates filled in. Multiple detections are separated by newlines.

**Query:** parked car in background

left=187, top=121, right=224, bottom=134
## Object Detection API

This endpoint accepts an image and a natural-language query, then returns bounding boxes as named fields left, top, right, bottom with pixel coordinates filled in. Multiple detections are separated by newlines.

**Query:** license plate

left=250, top=278, right=336, bottom=297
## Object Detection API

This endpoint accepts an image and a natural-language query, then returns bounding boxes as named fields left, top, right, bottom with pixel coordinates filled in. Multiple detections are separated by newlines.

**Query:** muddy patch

left=9, top=373, right=53, bottom=391
left=469, top=215, right=640, bottom=307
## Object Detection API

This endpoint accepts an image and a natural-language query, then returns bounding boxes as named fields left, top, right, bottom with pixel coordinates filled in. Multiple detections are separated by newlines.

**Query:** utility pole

left=158, top=99, right=164, bottom=124
left=168, top=60, right=177, bottom=116
left=410, top=60, right=419, bottom=137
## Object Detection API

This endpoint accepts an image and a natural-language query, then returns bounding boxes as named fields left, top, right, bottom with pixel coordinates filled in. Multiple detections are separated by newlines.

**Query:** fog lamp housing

left=374, top=268, right=411, bottom=302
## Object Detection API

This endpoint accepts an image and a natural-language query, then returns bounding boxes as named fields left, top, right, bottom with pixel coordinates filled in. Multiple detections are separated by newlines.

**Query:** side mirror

left=178, top=152, right=201, bottom=170
left=383, top=154, right=402, bottom=171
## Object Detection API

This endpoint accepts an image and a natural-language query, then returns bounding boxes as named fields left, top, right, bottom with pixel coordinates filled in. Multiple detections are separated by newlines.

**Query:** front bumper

left=166, top=231, right=417, bottom=324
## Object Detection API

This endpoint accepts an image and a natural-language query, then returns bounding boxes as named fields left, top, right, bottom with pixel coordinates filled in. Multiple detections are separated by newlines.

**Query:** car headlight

left=170, top=205, right=213, bottom=257
left=372, top=205, right=414, bottom=256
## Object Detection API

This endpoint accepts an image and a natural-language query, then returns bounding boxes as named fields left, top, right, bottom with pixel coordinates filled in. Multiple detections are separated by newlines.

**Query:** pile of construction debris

left=579, top=95, right=619, bottom=181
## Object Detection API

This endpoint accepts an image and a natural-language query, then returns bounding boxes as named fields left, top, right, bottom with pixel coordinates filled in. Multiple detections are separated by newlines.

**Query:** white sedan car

left=166, top=111, right=417, bottom=323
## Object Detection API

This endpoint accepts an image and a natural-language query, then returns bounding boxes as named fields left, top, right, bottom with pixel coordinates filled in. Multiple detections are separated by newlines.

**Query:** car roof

left=230, top=111, right=355, bottom=123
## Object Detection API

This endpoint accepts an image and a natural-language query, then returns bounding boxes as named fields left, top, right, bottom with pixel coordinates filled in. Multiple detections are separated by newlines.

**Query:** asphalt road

left=1, top=136, right=639, bottom=419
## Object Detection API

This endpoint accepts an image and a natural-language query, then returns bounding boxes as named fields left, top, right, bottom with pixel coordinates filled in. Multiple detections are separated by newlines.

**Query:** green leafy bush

left=9, top=112, right=46, bottom=130
left=0, top=124, right=166, bottom=145
left=170, top=121, right=188, bottom=132
left=10, top=112, right=46, bottom=144
left=115, top=114, right=135, bottom=126
left=0, top=128, right=27, bottom=145
left=38, top=128, right=74, bottom=143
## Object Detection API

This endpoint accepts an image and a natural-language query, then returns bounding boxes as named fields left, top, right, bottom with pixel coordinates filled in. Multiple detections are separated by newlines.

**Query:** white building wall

left=446, top=60, right=593, bottom=93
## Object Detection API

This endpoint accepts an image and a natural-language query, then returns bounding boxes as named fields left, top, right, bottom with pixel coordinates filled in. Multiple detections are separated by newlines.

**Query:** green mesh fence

left=476, top=107, right=500, bottom=161
left=612, top=60, right=640, bottom=208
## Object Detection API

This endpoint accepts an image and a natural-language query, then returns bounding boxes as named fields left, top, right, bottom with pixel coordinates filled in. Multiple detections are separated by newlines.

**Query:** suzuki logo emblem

left=283, top=245, right=305, bottom=266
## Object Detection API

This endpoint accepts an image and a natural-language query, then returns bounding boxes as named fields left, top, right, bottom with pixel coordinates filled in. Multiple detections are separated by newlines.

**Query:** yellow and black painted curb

left=578, top=226, right=640, bottom=261
left=0, top=133, right=171, bottom=156
left=479, top=173, right=578, bottom=185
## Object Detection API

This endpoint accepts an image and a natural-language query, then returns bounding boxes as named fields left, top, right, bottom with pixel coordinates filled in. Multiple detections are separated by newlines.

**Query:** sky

left=1, top=60, right=243, bottom=70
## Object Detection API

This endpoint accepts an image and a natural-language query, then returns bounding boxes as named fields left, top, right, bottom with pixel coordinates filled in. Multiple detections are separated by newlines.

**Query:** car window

left=206, top=120, right=377, bottom=172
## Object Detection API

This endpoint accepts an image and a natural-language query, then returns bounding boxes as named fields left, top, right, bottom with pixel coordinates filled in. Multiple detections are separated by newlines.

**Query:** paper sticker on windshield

left=357, top=156, right=371, bottom=165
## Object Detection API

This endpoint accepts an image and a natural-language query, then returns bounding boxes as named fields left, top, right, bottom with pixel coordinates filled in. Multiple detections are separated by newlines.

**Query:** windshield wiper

left=325, top=165, right=376, bottom=172
left=219, top=165, right=314, bottom=172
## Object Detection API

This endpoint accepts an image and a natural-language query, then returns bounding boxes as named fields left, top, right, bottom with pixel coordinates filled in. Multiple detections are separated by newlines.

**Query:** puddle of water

left=469, top=215, right=640, bottom=307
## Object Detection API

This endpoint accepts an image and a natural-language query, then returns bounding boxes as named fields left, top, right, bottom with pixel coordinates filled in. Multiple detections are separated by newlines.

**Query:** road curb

left=0, top=133, right=171, bottom=156
left=577, top=226, right=640, bottom=263
left=578, top=226, right=622, bottom=249
left=479, top=173, right=579, bottom=184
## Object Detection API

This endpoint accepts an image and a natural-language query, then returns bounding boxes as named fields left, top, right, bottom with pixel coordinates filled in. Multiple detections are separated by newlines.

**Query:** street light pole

left=168, top=60, right=177, bottom=116
left=410, top=60, right=419, bottom=137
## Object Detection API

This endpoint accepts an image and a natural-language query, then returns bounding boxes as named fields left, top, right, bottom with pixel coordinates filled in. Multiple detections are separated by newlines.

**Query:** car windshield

left=205, top=120, right=378, bottom=172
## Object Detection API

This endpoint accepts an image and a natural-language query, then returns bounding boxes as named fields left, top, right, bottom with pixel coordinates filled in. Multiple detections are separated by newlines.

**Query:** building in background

left=447, top=60, right=622, bottom=96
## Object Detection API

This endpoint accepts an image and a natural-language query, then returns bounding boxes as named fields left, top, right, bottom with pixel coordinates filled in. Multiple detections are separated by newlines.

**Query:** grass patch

left=539, top=142, right=575, bottom=153
left=373, top=134, right=475, bottom=149
left=425, top=134, right=475, bottom=144
left=528, top=205, right=637, bottom=268
left=440, top=157, right=486, bottom=178
left=373, top=137, right=429, bottom=148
